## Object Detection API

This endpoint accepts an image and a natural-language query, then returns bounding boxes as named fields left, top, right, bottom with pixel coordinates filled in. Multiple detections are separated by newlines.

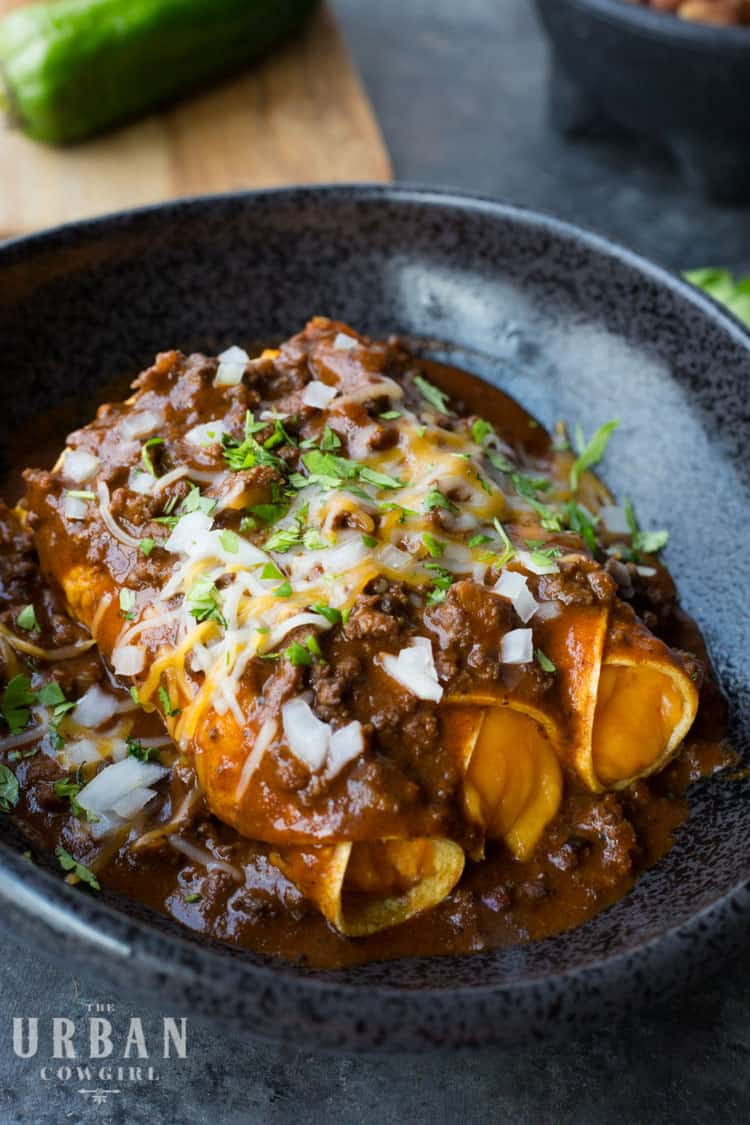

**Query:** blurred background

left=0, top=0, right=748, bottom=275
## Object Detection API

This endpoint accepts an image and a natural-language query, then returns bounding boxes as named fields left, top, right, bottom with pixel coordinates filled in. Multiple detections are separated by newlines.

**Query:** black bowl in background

left=0, top=185, right=749, bottom=1050
left=533, top=0, right=750, bottom=203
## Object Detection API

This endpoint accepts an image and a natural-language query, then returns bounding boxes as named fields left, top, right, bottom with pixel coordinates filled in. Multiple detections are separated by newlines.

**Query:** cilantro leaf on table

left=685, top=268, right=750, bottom=328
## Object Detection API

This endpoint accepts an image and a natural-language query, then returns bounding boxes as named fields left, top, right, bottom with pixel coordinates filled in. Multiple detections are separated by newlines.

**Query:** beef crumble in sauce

left=0, top=318, right=732, bottom=969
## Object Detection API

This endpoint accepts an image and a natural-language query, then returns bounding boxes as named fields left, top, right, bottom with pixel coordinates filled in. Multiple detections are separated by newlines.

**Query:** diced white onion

left=326, top=721, right=364, bottom=779
left=493, top=570, right=539, bottom=623
left=378, top=636, right=443, bottom=702
left=165, top=511, right=214, bottom=554
left=599, top=505, right=629, bottom=535
left=129, top=471, right=154, bottom=495
left=533, top=600, right=562, bottom=622
left=214, top=345, right=249, bottom=387
left=63, top=449, right=99, bottom=484
left=63, top=738, right=104, bottom=767
left=472, top=562, right=488, bottom=585
left=112, top=645, right=145, bottom=676
left=282, top=698, right=331, bottom=772
left=63, top=495, right=89, bottom=521
left=448, top=511, right=480, bottom=533
left=291, top=535, right=369, bottom=583
left=186, top=420, right=230, bottom=447
left=501, top=628, right=534, bottom=665
left=78, top=757, right=168, bottom=837
left=111, top=787, right=158, bottom=819
left=516, top=549, right=559, bottom=576
left=378, top=544, right=413, bottom=571
left=636, top=565, right=657, bottom=577
left=72, top=684, right=120, bottom=729
left=333, top=332, right=358, bottom=351
left=121, top=410, right=162, bottom=440
left=442, top=542, right=474, bottom=573
left=302, top=380, right=338, bottom=409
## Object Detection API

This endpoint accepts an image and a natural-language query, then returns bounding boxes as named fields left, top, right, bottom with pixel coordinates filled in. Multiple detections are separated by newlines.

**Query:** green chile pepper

left=0, top=0, right=319, bottom=145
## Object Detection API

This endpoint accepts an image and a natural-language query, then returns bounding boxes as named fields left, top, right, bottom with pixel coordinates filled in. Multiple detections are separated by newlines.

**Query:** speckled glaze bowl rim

left=0, top=184, right=749, bottom=1048
left=559, top=0, right=750, bottom=46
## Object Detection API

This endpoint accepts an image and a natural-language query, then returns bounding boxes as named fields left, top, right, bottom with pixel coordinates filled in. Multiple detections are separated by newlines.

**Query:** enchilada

left=1, top=317, right=722, bottom=953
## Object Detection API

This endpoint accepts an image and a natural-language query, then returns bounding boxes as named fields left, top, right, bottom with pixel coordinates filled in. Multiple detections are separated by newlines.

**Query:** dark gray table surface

left=1, top=2, right=749, bottom=1122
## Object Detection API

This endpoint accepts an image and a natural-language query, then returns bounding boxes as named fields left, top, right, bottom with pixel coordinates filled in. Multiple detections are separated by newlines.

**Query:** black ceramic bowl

left=0, top=186, right=749, bottom=1050
left=533, top=0, right=750, bottom=202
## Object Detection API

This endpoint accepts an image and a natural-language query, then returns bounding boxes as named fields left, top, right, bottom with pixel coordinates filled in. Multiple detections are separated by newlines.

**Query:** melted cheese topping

left=107, top=366, right=571, bottom=754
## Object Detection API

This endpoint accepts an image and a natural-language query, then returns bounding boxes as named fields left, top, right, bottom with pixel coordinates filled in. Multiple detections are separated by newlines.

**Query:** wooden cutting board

left=0, top=2, right=391, bottom=237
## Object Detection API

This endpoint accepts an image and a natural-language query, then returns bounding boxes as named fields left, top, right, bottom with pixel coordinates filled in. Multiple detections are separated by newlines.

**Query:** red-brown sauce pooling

left=0, top=340, right=733, bottom=969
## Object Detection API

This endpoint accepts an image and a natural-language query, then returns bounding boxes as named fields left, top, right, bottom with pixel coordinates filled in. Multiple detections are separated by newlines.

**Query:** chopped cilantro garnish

left=320, top=425, right=342, bottom=451
left=53, top=776, right=93, bottom=821
left=359, top=466, right=402, bottom=490
left=0, top=763, right=19, bottom=812
left=265, top=524, right=302, bottom=552
left=244, top=489, right=290, bottom=528
left=139, top=538, right=156, bottom=557
left=422, top=533, right=445, bottom=559
left=285, top=640, right=312, bottom=666
left=141, top=436, right=165, bottom=478
left=570, top=419, right=619, bottom=491
left=487, top=451, right=515, bottom=474
left=119, top=588, right=137, bottom=620
left=180, top=485, right=217, bottom=518
left=36, top=681, right=67, bottom=709
left=184, top=892, right=202, bottom=904
left=361, top=534, right=378, bottom=549
left=261, top=562, right=284, bottom=581
left=301, top=448, right=358, bottom=487
left=130, top=686, right=141, bottom=706
left=16, top=604, right=39, bottom=632
left=219, top=530, right=239, bottom=554
left=55, top=846, right=100, bottom=892
left=414, top=374, right=453, bottom=415
left=471, top=418, right=495, bottom=445
left=1, top=674, right=34, bottom=735
left=311, top=603, right=343, bottom=626
left=565, top=501, right=599, bottom=555
left=127, top=736, right=161, bottom=763
left=158, top=685, right=180, bottom=717
left=304, top=633, right=325, bottom=661
left=624, top=498, right=669, bottom=556
left=379, top=501, right=417, bottom=524
left=274, top=581, right=293, bottom=598
left=222, top=411, right=287, bottom=473
left=468, top=533, right=492, bottom=548
left=511, top=474, right=562, bottom=530
left=512, top=472, right=550, bottom=496
left=379, top=410, right=402, bottom=421
left=186, top=575, right=226, bottom=627
left=423, top=488, right=458, bottom=514
left=424, top=562, right=453, bottom=605
left=685, top=268, right=750, bottom=328
left=535, top=649, right=557, bottom=674
left=492, top=519, right=516, bottom=568
left=303, top=529, right=328, bottom=550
